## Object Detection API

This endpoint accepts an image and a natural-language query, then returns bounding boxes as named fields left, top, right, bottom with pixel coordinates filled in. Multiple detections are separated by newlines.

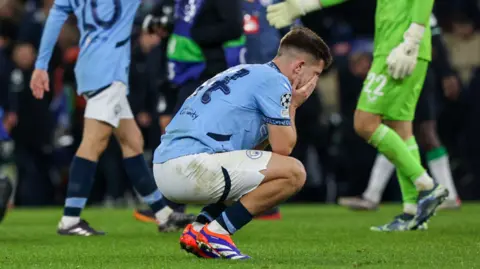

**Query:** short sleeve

left=254, top=76, right=292, bottom=126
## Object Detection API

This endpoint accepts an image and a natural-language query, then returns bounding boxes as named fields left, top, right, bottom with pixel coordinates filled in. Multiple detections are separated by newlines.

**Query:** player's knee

left=79, top=134, right=109, bottom=158
left=287, top=157, right=306, bottom=193
left=354, top=113, right=379, bottom=140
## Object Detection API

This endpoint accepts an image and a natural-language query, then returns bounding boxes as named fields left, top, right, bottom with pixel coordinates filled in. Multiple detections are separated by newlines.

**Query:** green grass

left=1, top=204, right=480, bottom=269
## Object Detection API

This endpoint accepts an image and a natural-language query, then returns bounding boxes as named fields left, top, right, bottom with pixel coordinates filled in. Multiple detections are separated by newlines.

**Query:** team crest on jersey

left=246, top=150, right=263, bottom=159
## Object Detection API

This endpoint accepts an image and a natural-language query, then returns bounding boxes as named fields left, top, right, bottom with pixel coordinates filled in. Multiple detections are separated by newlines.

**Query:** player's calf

left=116, top=119, right=194, bottom=232
left=59, top=118, right=113, bottom=232
left=114, top=119, right=145, bottom=158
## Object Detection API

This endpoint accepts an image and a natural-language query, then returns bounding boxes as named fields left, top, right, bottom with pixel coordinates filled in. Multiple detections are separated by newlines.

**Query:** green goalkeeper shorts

left=356, top=56, right=429, bottom=121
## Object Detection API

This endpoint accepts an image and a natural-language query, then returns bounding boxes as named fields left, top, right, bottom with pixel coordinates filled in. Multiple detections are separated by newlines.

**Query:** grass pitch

left=1, top=204, right=479, bottom=269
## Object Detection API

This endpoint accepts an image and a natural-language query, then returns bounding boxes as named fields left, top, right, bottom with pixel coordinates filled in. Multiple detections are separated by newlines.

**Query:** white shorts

left=154, top=150, right=272, bottom=205
left=83, top=81, right=133, bottom=128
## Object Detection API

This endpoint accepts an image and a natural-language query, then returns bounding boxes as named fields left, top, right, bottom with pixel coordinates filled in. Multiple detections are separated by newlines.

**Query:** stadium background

left=0, top=0, right=479, bottom=208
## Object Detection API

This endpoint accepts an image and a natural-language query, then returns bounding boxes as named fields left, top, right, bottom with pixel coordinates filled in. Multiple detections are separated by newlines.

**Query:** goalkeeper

left=267, top=0, right=448, bottom=231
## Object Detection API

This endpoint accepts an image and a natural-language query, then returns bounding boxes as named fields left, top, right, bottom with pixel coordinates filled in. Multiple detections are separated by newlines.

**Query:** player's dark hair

left=278, top=26, right=333, bottom=68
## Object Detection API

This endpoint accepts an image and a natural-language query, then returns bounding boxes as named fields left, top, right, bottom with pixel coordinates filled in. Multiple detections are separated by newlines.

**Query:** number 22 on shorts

left=363, top=73, right=387, bottom=102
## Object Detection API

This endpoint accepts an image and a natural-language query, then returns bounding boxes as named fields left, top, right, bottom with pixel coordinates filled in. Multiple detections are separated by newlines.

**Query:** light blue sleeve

left=35, top=0, right=72, bottom=70
left=254, top=76, right=292, bottom=126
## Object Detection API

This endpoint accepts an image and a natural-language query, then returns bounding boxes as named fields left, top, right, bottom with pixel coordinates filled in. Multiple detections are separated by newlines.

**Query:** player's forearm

left=35, top=6, right=70, bottom=70
left=287, top=105, right=298, bottom=150
left=402, top=0, right=434, bottom=45
left=285, top=105, right=297, bottom=155
left=411, top=0, right=435, bottom=26
left=292, top=0, right=346, bottom=15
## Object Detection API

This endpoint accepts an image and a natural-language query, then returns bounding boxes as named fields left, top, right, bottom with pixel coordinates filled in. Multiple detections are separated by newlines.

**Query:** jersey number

left=363, top=73, right=387, bottom=102
left=80, top=0, right=122, bottom=44
left=190, top=67, right=250, bottom=104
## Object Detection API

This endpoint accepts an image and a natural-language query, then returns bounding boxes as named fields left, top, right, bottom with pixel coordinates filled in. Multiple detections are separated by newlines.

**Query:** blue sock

left=216, top=201, right=253, bottom=235
left=64, top=156, right=97, bottom=217
left=124, top=154, right=167, bottom=213
left=196, top=203, right=227, bottom=224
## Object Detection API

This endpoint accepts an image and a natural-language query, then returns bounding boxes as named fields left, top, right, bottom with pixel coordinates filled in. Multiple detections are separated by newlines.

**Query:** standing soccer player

left=338, top=15, right=462, bottom=212
left=153, top=27, right=332, bottom=259
left=30, top=0, right=195, bottom=235
left=267, top=0, right=449, bottom=231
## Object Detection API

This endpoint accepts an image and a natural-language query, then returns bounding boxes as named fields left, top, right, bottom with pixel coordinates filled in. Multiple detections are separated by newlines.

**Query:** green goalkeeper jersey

left=374, top=0, right=432, bottom=61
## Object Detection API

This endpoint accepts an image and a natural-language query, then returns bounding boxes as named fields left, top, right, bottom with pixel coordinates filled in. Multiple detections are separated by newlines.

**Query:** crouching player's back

left=152, top=27, right=332, bottom=259
left=155, top=63, right=292, bottom=162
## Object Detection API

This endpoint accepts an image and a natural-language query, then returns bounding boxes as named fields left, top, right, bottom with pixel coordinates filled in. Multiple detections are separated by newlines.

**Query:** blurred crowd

left=0, top=0, right=479, bottom=207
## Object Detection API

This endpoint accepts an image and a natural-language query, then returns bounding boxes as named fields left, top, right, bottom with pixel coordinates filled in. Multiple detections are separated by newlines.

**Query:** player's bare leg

left=76, top=119, right=113, bottom=161
left=242, top=154, right=306, bottom=214
left=196, top=154, right=306, bottom=259
left=114, top=119, right=195, bottom=232
left=58, top=118, right=112, bottom=235
left=417, top=121, right=460, bottom=209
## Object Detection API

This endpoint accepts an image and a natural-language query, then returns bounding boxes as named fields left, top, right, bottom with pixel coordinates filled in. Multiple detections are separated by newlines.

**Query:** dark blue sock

left=166, top=199, right=186, bottom=213
left=64, top=156, right=97, bottom=217
left=196, top=203, right=227, bottom=224
left=216, top=201, right=253, bottom=234
left=124, top=154, right=167, bottom=213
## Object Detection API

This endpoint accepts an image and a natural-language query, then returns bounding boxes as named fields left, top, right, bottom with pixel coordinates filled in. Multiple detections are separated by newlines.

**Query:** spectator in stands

left=444, top=13, right=480, bottom=86
left=166, top=0, right=245, bottom=114
left=141, top=0, right=176, bottom=137
left=10, top=40, right=56, bottom=206
left=336, top=41, right=378, bottom=198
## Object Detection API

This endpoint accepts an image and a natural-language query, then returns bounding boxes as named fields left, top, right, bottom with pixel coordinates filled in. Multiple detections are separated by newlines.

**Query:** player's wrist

left=289, top=101, right=300, bottom=110
left=34, top=62, right=48, bottom=71
left=404, top=23, right=425, bottom=45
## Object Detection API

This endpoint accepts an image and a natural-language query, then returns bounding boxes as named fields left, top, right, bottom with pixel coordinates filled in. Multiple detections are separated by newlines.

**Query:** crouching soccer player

left=152, top=27, right=332, bottom=259
left=267, top=0, right=449, bottom=231
left=30, top=0, right=195, bottom=235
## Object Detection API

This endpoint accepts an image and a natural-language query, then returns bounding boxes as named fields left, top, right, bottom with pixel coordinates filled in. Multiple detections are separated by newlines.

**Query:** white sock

left=403, top=203, right=417, bottom=215
left=60, top=216, right=80, bottom=228
left=155, top=206, right=173, bottom=225
left=362, top=154, right=396, bottom=203
left=428, top=155, right=458, bottom=200
left=192, top=222, right=204, bottom=232
left=414, top=172, right=435, bottom=191
left=207, top=220, right=229, bottom=235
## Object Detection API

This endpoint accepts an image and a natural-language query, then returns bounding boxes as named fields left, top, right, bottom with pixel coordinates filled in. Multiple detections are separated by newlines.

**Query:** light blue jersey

left=153, top=62, right=292, bottom=164
left=35, top=0, right=141, bottom=94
